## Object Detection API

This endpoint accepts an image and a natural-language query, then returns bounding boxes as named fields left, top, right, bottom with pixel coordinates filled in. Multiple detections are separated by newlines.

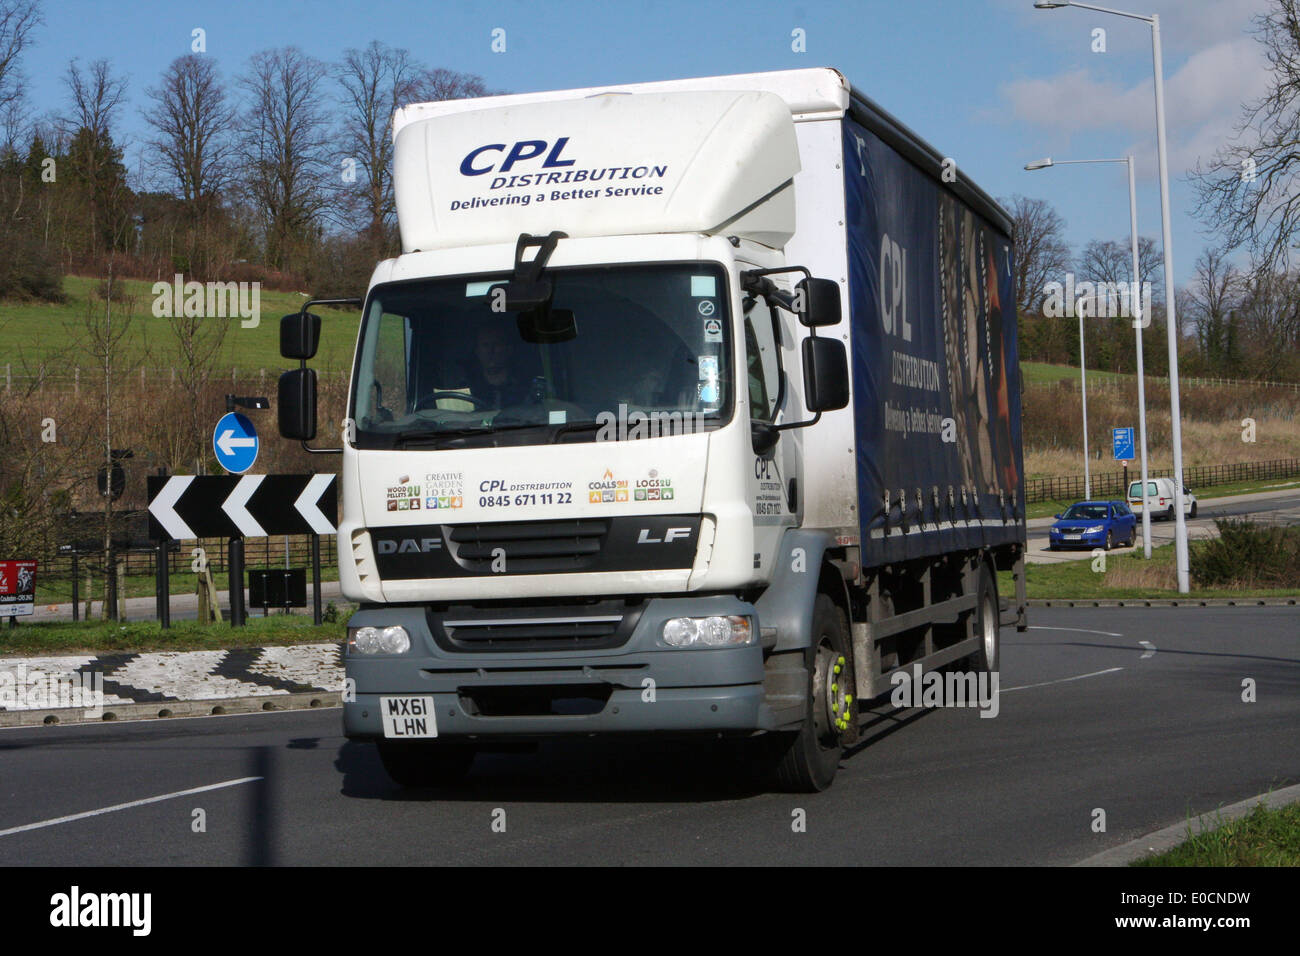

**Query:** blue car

left=1048, top=500, right=1137, bottom=551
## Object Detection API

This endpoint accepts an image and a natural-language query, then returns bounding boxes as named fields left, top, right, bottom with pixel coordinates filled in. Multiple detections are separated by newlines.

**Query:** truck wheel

left=970, top=563, right=1000, bottom=674
left=765, top=594, right=850, bottom=793
left=376, top=738, right=476, bottom=788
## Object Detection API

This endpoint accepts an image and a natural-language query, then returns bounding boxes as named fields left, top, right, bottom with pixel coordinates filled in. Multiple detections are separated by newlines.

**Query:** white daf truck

left=279, top=68, right=1027, bottom=791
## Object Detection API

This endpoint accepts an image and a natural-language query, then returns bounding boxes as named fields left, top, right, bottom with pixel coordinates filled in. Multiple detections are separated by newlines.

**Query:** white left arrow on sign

left=223, top=474, right=267, bottom=537
left=150, top=476, right=197, bottom=540
left=216, top=429, right=257, bottom=457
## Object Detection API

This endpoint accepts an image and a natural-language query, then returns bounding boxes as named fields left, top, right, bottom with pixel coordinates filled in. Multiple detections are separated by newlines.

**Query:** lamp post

left=1025, top=156, right=1152, bottom=556
left=1033, top=0, right=1189, bottom=590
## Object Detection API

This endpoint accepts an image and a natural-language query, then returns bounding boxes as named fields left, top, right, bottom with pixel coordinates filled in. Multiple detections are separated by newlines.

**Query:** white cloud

left=1000, top=32, right=1270, bottom=176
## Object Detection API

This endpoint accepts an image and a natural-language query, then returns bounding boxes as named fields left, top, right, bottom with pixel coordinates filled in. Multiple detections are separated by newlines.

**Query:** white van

left=1128, top=478, right=1198, bottom=520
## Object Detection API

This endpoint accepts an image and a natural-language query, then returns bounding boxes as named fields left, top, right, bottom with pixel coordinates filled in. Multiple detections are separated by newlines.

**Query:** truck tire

left=762, top=594, right=850, bottom=793
left=968, top=562, right=1000, bottom=675
left=376, top=738, right=476, bottom=788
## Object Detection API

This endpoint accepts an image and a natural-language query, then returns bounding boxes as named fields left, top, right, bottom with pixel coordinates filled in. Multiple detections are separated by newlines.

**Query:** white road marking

left=1139, top=641, right=1157, bottom=659
left=1027, top=625, right=1125, bottom=638
left=1001, top=667, right=1124, bottom=693
left=0, top=776, right=263, bottom=838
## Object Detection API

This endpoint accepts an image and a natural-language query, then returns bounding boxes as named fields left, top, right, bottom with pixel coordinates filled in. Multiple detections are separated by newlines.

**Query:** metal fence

left=31, top=533, right=338, bottom=598
left=2, top=364, right=350, bottom=394
left=1025, top=457, right=1300, bottom=504
left=1025, top=373, right=1300, bottom=393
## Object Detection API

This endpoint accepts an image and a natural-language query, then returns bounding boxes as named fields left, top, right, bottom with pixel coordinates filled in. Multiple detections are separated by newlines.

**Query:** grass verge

left=0, top=613, right=350, bottom=656
left=998, top=542, right=1299, bottom=600
left=1132, top=801, right=1300, bottom=866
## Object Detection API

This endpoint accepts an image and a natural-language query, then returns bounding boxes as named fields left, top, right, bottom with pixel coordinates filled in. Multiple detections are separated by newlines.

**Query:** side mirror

left=278, top=368, right=318, bottom=440
left=751, top=421, right=779, bottom=456
left=802, top=337, right=849, bottom=412
left=517, top=307, right=576, bottom=344
left=1054, top=514, right=1061, bottom=520
left=797, top=278, right=842, bottom=328
left=281, top=312, right=321, bottom=360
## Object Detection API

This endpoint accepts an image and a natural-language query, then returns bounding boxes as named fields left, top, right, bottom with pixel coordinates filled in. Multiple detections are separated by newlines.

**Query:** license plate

left=381, top=696, right=437, bottom=738
left=1064, top=534, right=1081, bottom=541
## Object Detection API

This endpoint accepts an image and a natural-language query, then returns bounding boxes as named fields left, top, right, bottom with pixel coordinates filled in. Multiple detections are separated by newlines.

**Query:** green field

left=1020, top=361, right=1134, bottom=387
left=0, top=276, right=362, bottom=373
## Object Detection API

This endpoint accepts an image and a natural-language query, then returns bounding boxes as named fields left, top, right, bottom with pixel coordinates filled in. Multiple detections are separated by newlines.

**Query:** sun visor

left=392, top=90, right=800, bottom=252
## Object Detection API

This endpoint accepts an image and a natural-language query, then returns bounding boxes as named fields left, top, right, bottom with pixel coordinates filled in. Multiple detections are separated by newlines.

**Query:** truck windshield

left=351, top=262, right=733, bottom=448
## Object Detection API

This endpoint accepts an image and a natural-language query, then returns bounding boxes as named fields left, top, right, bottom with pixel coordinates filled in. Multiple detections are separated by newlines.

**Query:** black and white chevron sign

left=147, top=474, right=337, bottom=540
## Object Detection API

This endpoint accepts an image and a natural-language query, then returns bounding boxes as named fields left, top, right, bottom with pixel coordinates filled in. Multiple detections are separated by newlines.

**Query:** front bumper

left=1049, top=530, right=1107, bottom=549
left=342, top=595, right=773, bottom=739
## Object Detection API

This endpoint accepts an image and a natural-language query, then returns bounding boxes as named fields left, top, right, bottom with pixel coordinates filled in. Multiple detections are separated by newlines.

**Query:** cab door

left=743, top=290, right=797, bottom=574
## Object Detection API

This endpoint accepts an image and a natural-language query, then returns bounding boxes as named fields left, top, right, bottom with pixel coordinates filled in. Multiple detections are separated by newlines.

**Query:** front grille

left=445, top=518, right=609, bottom=573
left=427, top=598, right=644, bottom=653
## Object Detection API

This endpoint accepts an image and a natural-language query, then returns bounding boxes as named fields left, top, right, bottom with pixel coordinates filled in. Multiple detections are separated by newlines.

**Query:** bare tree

left=62, top=58, right=129, bottom=256
left=165, top=307, right=229, bottom=474
left=1001, top=194, right=1071, bottom=317
left=143, top=54, right=235, bottom=224
left=64, top=57, right=127, bottom=142
left=1076, top=235, right=1164, bottom=305
left=238, top=46, right=332, bottom=273
left=335, top=41, right=422, bottom=252
left=0, top=0, right=40, bottom=116
left=1236, top=268, right=1300, bottom=379
left=1192, top=1, right=1300, bottom=273
left=1180, top=248, right=1243, bottom=370
left=406, top=67, right=491, bottom=105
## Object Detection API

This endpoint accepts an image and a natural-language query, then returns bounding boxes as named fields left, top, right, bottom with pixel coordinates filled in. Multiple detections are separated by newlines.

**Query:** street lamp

left=1025, top=155, right=1153, bottom=557
left=1033, top=0, right=1190, bottom=589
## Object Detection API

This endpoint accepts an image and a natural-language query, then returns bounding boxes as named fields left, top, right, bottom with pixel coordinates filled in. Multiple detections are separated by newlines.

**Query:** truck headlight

left=349, top=625, right=411, bottom=655
left=662, top=615, right=753, bottom=647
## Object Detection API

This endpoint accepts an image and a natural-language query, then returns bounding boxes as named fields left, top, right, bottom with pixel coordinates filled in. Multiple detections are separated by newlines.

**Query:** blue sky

left=17, top=0, right=1273, bottom=287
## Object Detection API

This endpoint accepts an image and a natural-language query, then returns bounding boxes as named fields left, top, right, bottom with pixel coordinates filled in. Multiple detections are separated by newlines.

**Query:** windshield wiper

left=549, top=420, right=605, bottom=443
left=389, top=422, right=552, bottom=448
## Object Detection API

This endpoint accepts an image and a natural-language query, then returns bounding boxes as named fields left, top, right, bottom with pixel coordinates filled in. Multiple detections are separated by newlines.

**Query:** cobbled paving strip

left=0, top=643, right=345, bottom=711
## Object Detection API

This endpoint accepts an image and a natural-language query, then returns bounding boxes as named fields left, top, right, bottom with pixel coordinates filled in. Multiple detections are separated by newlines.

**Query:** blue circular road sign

left=213, top=412, right=260, bottom=474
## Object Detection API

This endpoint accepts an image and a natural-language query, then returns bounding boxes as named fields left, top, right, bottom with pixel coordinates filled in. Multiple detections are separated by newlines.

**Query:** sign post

left=147, top=474, right=337, bottom=629
left=0, top=559, right=38, bottom=625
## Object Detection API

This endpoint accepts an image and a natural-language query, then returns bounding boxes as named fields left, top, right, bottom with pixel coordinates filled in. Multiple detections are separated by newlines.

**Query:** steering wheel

left=412, top=390, right=493, bottom=412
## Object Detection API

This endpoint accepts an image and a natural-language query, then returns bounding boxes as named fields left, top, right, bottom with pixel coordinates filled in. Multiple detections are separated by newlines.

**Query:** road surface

left=2, top=606, right=1295, bottom=866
